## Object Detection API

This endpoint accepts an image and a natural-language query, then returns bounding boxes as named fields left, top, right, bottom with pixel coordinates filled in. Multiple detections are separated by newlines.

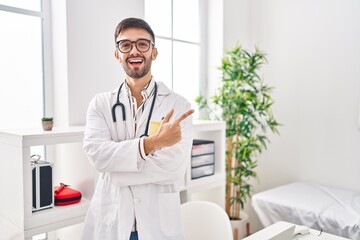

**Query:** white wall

left=66, top=0, right=145, bottom=126
left=206, top=0, right=224, bottom=101
left=223, top=0, right=360, bottom=233
left=223, top=0, right=251, bottom=50
left=253, top=0, right=360, bottom=190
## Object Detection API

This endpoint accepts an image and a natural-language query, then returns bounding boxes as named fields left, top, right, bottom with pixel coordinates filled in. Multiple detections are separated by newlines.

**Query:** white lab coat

left=81, top=81, right=193, bottom=240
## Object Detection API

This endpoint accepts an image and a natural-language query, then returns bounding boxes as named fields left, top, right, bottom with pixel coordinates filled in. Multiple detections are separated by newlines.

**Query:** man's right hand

left=144, top=108, right=194, bottom=155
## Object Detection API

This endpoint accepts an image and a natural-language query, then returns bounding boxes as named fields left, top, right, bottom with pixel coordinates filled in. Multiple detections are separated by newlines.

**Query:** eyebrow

left=116, top=38, right=153, bottom=42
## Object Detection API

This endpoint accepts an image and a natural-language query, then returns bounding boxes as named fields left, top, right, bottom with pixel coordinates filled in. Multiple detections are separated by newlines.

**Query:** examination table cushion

left=252, top=182, right=360, bottom=240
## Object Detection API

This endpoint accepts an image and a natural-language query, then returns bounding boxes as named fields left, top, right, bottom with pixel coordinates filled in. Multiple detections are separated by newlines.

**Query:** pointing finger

left=162, top=109, right=174, bottom=123
left=174, top=109, right=194, bottom=124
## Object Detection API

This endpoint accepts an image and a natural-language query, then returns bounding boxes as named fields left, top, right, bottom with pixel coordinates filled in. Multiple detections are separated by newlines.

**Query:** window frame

left=145, top=0, right=208, bottom=101
left=0, top=0, right=53, bottom=118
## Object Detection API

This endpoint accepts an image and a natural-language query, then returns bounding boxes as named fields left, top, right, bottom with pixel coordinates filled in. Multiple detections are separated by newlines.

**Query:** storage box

left=192, top=139, right=215, bottom=156
left=191, top=154, right=214, bottom=168
left=191, top=164, right=215, bottom=179
left=191, top=139, right=215, bottom=179
left=31, top=160, right=53, bottom=211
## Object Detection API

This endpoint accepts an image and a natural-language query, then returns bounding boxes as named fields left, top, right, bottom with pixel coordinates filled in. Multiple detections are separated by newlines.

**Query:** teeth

left=129, top=59, right=143, bottom=63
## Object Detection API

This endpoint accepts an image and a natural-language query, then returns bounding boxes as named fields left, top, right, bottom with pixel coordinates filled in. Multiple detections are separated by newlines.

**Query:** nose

left=129, top=42, right=140, bottom=54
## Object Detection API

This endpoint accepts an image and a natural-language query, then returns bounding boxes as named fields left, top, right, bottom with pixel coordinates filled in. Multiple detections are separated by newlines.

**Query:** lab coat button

left=134, top=198, right=140, bottom=204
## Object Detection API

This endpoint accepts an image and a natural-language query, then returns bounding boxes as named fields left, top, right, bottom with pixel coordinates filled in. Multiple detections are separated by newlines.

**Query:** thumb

left=161, top=109, right=174, bottom=123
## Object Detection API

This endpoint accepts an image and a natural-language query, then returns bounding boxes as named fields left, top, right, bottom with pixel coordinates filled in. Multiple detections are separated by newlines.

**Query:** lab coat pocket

left=90, top=179, right=119, bottom=226
left=158, top=192, right=182, bottom=236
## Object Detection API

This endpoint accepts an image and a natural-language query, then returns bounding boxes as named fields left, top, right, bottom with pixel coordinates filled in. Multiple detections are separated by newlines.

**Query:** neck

left=125, top=73, right=152, bottom=98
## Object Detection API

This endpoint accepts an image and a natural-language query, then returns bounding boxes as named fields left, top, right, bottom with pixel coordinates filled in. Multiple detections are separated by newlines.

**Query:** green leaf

left=194, top=43, right=280, bottom=215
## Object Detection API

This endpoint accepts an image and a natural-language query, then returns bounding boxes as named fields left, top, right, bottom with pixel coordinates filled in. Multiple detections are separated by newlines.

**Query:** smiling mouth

left=128, top=59, right=144, bottom=65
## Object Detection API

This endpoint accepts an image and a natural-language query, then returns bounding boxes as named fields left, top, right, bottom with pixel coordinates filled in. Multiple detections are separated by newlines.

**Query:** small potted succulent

left=41, top=117, right=54, bottom=131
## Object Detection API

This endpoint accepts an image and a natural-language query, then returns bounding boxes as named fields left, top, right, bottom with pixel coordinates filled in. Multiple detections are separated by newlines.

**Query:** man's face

left=115, top=28, right=157, bottom=79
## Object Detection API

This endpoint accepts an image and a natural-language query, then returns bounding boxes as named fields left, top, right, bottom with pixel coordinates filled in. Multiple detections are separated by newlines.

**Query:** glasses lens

left=118, top=39, right=152, bottom=53
left=119, top=40, right=132, bottom=52
left=136, top=39, right=150, bottom=52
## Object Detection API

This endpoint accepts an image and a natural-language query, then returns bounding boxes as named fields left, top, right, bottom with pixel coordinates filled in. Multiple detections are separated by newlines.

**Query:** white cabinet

left=0, top=120, right=225, bottom=239
left=181, top=120, right=226, bottom=207
left=0, top=126, right=89, bottom=240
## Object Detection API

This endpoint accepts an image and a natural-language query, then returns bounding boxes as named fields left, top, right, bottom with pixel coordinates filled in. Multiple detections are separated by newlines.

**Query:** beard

left=122, top=55, right=152, bottom=79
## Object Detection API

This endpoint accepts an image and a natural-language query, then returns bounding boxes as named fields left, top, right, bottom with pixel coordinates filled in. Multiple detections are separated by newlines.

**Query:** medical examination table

left=252, top=182, right=360, bottom=240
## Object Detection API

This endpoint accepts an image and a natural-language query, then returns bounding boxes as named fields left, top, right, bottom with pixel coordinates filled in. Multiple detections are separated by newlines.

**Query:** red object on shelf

left=54, top=183, right=82, bottom=206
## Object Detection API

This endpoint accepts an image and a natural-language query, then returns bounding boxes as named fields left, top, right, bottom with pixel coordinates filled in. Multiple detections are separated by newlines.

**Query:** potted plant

left=41, top=117, right=54, bottom=131
left=196, top=44, right=280, bottom=238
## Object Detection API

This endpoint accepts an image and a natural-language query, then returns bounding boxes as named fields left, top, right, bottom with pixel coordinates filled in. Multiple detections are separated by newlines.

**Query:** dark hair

left=114, top=18, right=155, bottom=47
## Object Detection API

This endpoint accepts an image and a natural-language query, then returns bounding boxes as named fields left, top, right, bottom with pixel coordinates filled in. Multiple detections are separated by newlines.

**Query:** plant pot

left=42, top=121, right=53, bottom=131
left=231, top=211, right=249, bottom=240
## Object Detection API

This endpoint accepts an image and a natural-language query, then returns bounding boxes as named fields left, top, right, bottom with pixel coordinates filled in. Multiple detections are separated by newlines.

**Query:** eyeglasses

left=116, top=38, right=155, bottom=53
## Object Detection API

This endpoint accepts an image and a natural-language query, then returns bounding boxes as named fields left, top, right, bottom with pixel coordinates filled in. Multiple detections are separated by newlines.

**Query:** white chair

left=181, top=200, right=233, bottom=240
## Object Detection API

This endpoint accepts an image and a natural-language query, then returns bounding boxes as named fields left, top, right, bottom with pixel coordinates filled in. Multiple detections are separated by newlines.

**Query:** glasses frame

left=116, top=38, right=155, bottom=53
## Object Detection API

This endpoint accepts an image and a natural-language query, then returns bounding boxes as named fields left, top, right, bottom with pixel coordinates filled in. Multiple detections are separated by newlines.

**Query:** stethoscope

left=111, top=81, right=158, bottom=138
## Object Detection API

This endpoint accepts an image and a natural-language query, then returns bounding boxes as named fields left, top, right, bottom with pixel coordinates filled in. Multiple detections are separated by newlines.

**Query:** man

left=81, top=17, right=194, bottom=240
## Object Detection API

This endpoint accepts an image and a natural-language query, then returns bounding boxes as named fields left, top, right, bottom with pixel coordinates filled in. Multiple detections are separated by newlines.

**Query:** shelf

left=0, top=126, right=85, bottom=147
left=0, top=215, right=25, bottom=239
left=27, top=198, right=89, bottom=230
left=192, top=120, right=225, bottom=131
left=0, top=126, right=88, bottom=240
left=182, top=173, right=226, bottom=193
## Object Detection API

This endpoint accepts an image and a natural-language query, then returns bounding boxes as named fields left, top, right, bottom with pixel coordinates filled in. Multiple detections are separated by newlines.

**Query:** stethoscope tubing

left=112, top=82, right=126, bottom=122
left=111, top=81, right=158, bottom=138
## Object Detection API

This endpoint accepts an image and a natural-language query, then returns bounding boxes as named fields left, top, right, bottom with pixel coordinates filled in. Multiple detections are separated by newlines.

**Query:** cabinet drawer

left=191, top=153, right=214, bottom=168
left=192, top=139, right=215, bottom=156
left=191, top=164, right=215, bottom=179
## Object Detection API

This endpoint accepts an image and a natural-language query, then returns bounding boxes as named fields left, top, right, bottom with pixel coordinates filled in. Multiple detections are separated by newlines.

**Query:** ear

left=151, top=47, right=158, bottom=60
left=114, top=50, right=122, bottom=62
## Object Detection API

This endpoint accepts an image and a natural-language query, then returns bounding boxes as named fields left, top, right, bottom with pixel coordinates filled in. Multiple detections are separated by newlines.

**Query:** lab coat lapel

left=154, top=82, right=172, bottom=109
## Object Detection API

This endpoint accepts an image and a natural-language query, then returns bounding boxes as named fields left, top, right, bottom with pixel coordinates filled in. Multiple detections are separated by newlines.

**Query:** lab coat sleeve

left=109, top=100, right=193, bottom=186
left=83, top=94, right=145, bottom=172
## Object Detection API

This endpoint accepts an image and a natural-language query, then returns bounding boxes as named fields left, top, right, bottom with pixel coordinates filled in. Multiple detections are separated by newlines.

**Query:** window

left=0, top=1, right=52, bottom=130
left=145, top=0, right=207, bottom=114
left=0, top=1, right=51, bottom=172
